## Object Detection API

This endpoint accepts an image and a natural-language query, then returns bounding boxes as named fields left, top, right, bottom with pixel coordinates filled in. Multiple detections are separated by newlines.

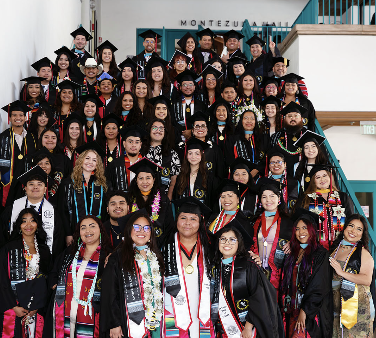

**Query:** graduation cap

left=139, top=29, right=162, bottom=40
left=97, top=72, right=117, bottom=85
left=177, top=32, right=197, bottom=49
left=62, top=112, right=86, bottom=132
left=217, top=218, right=253, bottom=249
left=199, top=64, right=223, bottom=80
left=266, top=145, right=292, bottom=161
left=187, top=111, right=209, bottom=125
left=117, top=208, right=150, bottom=230
left=16, top=275, right=48, bottom=311
left=144, top=56, right=168, bottom=75
left=118, top=57, right=138, bottom=71
left=79, top=93, right=104, bottom=107
left=101, top=113, right=124, bottom=128
left=75, top=141, right=106, bottom=158
left=229, top=157, right=259, bottom=174
left=173, top=196, right=212, bottom=220
left=31, top=147, right=54, bottom=164
left=168, top=50, right=192, bottom=68
left=95, top=40, right=118, bottom=53
left=120, top=125, right=147, bottom=140
left=261, top=95, right=281, bottom=107
left=207, top=97, right=230, bottom=117
left=245, top=35, right=266, bottom=47
left=202, top=55, right=225, bottom=70
left=17, top=166, right=53, bottom=186
left=128, top=157, right=162, bottom=176
left=217, top=179, right=248, bottom=197
left=148, top=95, right=171, bottom=108
left=254, top=177, right=285, bottom=195
left=279, top=101, right=307, bottom=116
left=262, top=76, right=280, bottom=89
left=54, top=46, right=78, bottom=60
left=293, top=130, right=326, bottom=148
left=71, top=26, right=93, bottom=40
left=57, top=79, right=82, bottom=92
left=2, top=100, right=31, bottom=115
left=272, top=57, right=290, bottom=68
left=223, top=30, right=244, bottom=41
left=291, top=207, right=323, bottom=228
left=227, top=56, right=248, bottom=66
left=185, top=137, right=209, bottom=151
left=307, top=164, right=336, bottom=180
left=196, top=28, right=217, bottom=39
left=20, top=76, right=43, bottom=85
left=279, top=73, right=304, bottom=84
left=175, top=69, right=200, bottom=84
left=221, top=80, right=237, bottom=91
left=31, top=57, right=54, bottom=72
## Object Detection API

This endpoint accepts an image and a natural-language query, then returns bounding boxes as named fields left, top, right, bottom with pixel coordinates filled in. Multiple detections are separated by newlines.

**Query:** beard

left=284, top=120, right=303, bottom=135
left=127, top=152, right=138, bottom=157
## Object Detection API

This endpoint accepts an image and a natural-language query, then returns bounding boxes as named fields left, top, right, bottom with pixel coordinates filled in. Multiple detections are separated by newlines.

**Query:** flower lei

left=132, top=190, right=161, bottom=222
left=135, top=247, right=163, bottom=329
left=23, top=237, right=40, bottom=280
left=72, top=243, right=100, bottom=318
left=234, top=103, right=262, bottom=124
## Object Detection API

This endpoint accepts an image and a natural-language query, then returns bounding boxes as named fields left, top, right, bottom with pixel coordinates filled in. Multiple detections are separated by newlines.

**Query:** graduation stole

left=184, top=172, right=206, bottom=202
left=0, top=129, right=15, bottom=206
left=175, top=95, right=194, bottom=128
left=277, top=131, right=303, bottom=157
left=164, top=233, right=211, bottom=335
left=124, top=154, right=143, bottom=188
left=331, top=243, right=361, bottom=329
left=233, top=137, right=254, bottom=163
left=73, top=177, right=104, bottom=223
left=83, top=77, right=98, bottom=95
left=84, top=121, right=98, bottom=142
left=268, top=171, right=288, bottom=205
left=209, top=209, right=238, bottom=234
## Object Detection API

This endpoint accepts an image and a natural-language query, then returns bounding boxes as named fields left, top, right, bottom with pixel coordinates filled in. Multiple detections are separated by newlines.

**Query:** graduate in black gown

left=115, top=57, right=138, bottom=95
left=211, top=224, right=284, bottom=338
left=79, top=94, right=103, bottom=144
left=97, top=73, right=118, bottom=118
left=70, top=26, right=93, bottom=82
left=95, top=40, right=121, bottom=79
left=77, top=58, right=102, bottom=96
left=145, top=56, right=171, bottom=98
left=196, top=28, right=219, bottom=66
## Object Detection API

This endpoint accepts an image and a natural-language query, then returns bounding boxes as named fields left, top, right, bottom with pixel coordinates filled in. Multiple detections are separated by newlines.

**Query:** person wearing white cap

left=78, top=58, right=103, bottom=96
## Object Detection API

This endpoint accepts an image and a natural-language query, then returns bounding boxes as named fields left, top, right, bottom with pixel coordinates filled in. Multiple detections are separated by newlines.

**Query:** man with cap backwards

left=171, top=69, right=207, bottom=142
left=163, top=196, right=214, bottom=338
left=221, top=29, right=247, bottom=64
left=78, top=58, right=103, bottom=96
left=270, top=57, right=308, bottom=97
left=70, top=26, right=93, bottom=81
left=270, top=101, right=308, bottom=177
left=106, top=125, right=145, bottom=192
left=196, top=28, right=219, bottom=64
left=0, top=166, right=64, bottom=261
left=132, top=30, right=161, bottom=79
left=0, top=101, right=37, bottom=209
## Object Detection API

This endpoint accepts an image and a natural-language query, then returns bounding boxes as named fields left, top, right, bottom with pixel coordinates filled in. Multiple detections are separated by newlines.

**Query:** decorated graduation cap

left=2, top=100, right=31, bottom=115
left=217, top=179, right=248, bottom=197
left=148, top=95, right=171, bottom=108
left=128, top=157, right=162, bottom=176
left=279, top=73, right=304, bottom=84
left=54, top=46, right=77, bottom=60
left=254, top=177, right=285, bottom=195
left=79, top=93, right=104, bottom=107
left=168, top=50, right=191, bottom=68
left=187, top=111, right=209, bottom=124
left=139, top=29, right=162, bottom=40
left=177, top=32, right=197, bottom=49
left=272, top=57, right=290, bottom=68
left=97, top=72, right=117, bottom=85
left=173, top=196, right=212, bottom=220
left=291, top=207, right=323, bottom=228
left=20, top=76, right=43, bottom=85
left=62, top=112, right=86, bottom=132
left=75, top=141, right=106, bottom=158
left=95, top=40, right=118, bottom=53
left=57, top=79, right=82, bottom=91
left=31, top=57, right=54, bottom=72
left=17, top=165, right=53, bottom=186
left=120, top=125, right=147, bottom=140
left=144, top=56, right=168, bottom=75
left=196, top=28, right=217, bottom=39
left=199, top=64, right=223, bottom=80
left=217, top=218, right=253, bottom=249
left=261, top=95, right=281, bottom=108
left=293, top=130, right=326, bottom=148
left=185, top=137, right=209, bottom=152
left=279, top=101, right=307, bottom=116
left=223, top=29, right=244, bottom=41
left=101, top=112, right=124, bottom=128
left=71, top=26, right=93, bottom=40
left=175, top=69, right=200, bottom=84
left=118, top=57, right=138, bottom=71
left=262, top=76, right=280, bottom=89
left=245, top=35, right=266, bottom=47
left=16, top=273, right=48, bottom=311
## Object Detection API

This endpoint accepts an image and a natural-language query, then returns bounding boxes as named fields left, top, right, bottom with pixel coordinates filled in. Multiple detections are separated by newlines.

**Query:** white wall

left=96, top=0, right=309, bottom=58
left=0, top=0, right=83, bottom=131
left=324, top=126, right=376, bottom=180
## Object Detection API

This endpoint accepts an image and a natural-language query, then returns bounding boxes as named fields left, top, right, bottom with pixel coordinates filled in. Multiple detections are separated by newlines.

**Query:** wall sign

left=179, top=20, right=286, bottom=28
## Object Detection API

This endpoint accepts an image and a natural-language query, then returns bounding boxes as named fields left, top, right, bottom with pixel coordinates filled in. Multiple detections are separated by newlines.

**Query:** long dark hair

left=177, top=149, right=207, bottom=195
left=97, top=50, right=118, bottom=79
left=132, top=79, right=153, bottom=116
left=259, top=103, right=283, bottom=134
left=71, top=215, right=112, bottom=255
left=28, top=104, right=54, bottom=138
left=63, top=120, right=84, bottom=151
left=113, top=91, right=143, bottom=127
left=142, top=118, right=172, bottom=156
left=118, top=66, right=137, bottom=89
left=146, top=66, right=171, bottom=92
left=213, top=226, right=248, bottom=266
left=119, top=211, right=165, bottom=274
left=280, top=217, right=319, bottom=294
left=54, top=52, right=73, bottom=75
left=209, top=103, right=234, bottom=137
left=78, top=100, right=102, bottom=127
left=38, top=128, right=63, bottom=154
left=201, top=72, right=221, bottom=104
left=332, top=214, right=369, bottom=251
left=54, top=90, right=81, bottom=114
left=180, top=36, right=202, bottom=72
left=32, top=152, right=56, bottom=175
left=237, top=72, right=261, bottom=103
left=253, top=184, right=289, bottom=220
left=25, top=84, right=46, bottom=106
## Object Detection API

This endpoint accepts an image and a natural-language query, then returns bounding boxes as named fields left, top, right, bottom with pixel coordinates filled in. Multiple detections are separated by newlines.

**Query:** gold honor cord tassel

left=185, top=264, right=194, bottom=274
left=341, top=285, right=358, bottom=329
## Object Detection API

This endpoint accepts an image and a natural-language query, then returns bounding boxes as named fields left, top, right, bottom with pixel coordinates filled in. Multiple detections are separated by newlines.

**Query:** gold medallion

left=18, top=154, right=23, bottom=160
left=292, top=136, right=297, bottom=142
left=185, top=264, right=194, bottom=274
left=305, top=177, right=311, bottom=183
left=87, top=131, right=92, bottom=136
left=219, top=135, right=224, bottom=141
left=108, top=156, right=113, bottom=162
left=186, top=107, right=191, bottom=113
left=297, top=147, right=302, bottom=153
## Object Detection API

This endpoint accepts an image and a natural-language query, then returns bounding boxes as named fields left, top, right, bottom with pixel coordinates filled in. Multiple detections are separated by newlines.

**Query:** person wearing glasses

left=210, top=224, right=283, bottom=338
left=100, top=209, right=165, bottom=338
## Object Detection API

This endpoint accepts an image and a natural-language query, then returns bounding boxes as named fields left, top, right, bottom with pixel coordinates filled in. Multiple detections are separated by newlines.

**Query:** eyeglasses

left=194, top=124, right=207, bottom=130
left=270, top=160, right=284, bottom=166
left=175, top=60, right=186, bottom=65
left=265, top=85, right=277, bottom=90
left=152, top=126, right=165, bottom=132
left=145, top=40, right=155, bottom=44
left=133, top=224, right=151, bottom=232
left=206, top=77, right=216, bottom=82
left=219, top=237, right=238, bottom=244
left=182, top=83, right=194, bottom=88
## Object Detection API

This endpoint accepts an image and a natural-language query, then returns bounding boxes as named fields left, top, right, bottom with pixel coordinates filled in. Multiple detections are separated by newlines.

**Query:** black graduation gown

left=295, top=95, right=316, bottom=132
left=240, top=188, right=257, bottom=218
left=132, top=51, right=159, bottom=79
left=209, top=125, right=233, bottom=155
left=105, top=155, right=130, bottom=192
left=0, top=238, right=52, bottom=337
left=70, top=49, right=92, bottom=82
left=196, top=48, right=219, bottom=66
left=211, top=256, right=285, bottom=338
left=78, top=78, right=100, bottom=97
left=103, top=219, right=124, bottom=249
left=268, top=175, right=300, bottom=212
left=100, top=93, right=118, bottom=117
